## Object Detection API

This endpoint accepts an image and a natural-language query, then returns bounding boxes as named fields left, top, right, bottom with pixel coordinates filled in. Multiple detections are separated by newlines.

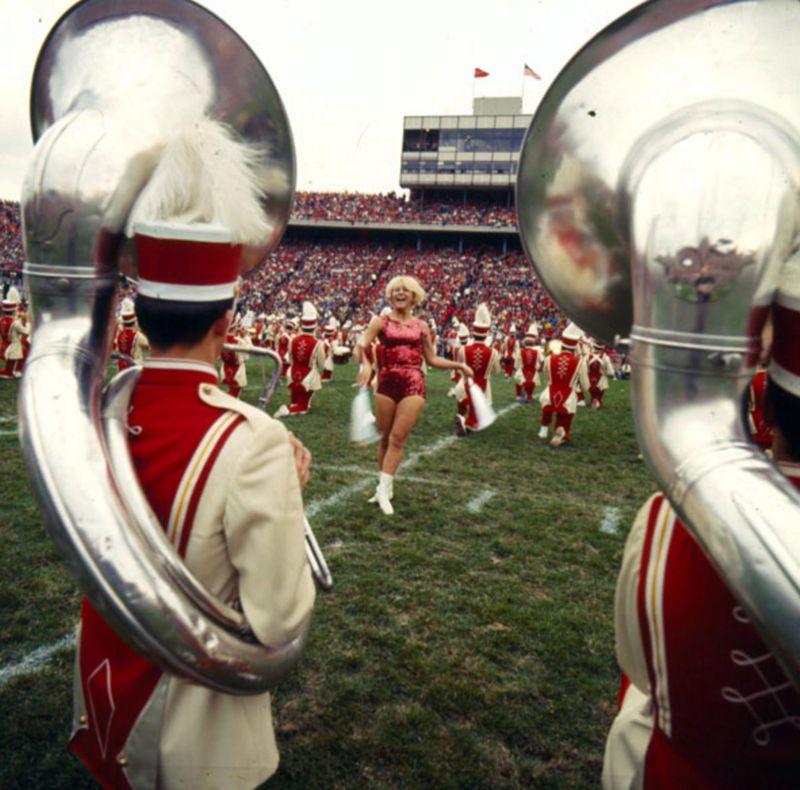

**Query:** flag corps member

left=455, top=303, right=500, bottom=436
left=68, top=120, right=316, bottom=790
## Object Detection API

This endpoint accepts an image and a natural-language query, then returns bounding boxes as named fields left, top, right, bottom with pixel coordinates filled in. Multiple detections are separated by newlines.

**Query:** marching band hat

left=301, top=301, right=319, bottom=330
left=457, top=322, right=470, bottom=344
left=127, top=119, right=270, bottom=303
left=525, top=322, right=539, bottom=338
left=768, top=255, right=800, bottom=397
left=120, top=297, right=136, bottom=323
left=472, top=303, right=491, bottom=338
left=560, top=321, right=584, bottom=350
left=2, top=286, right=21, bottom=312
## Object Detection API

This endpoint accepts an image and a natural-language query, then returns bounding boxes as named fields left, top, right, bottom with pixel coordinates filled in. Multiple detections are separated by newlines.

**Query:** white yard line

left=466, top=489, right=495, bottom=513
left=305, top=402, right=518, bottom=519
left=0, top=630, right=76, bottom=690
left=599, top=506, right=622, bottom=535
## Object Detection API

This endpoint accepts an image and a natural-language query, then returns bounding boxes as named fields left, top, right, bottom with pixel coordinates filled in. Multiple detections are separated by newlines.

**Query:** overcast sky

left=1, top=0, right=643, bottom=200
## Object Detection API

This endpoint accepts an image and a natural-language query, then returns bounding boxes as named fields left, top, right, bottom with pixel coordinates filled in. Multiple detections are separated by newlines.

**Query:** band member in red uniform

left=219, top=318, right=250, bottom=399
left=274, top=302, right=325, bottom=417
left=538, top=322, right=591, bottom=446
left=0, top=287, right=29, bottom=379
left=113, top=297, right=149, bottom=372
left=68, top=119, right=315, bottom=790
left=500, top=323, right=518, bottom=378
left=320, top=317, right=336, bottom=382
left=251, top=312, right=267, bottom=347
left=274, top=317, right=295, bottom=378
left=514, top=323, right=543, bottom=403
left=447, top=322, right=470, bottom=405
left=356, top=275, right=472, bottom=514
left=454, top=303, right=501, bottom=436
left=749, top=361, right=774, bottom=452
left=586, top=339, right=615, bottom=409
left=602, top=284, right=800, bottom=789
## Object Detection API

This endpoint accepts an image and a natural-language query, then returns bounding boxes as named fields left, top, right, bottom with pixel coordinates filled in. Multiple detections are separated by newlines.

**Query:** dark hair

left=134, top=295, right=232, bottom=349
left=766, top=378, right=800, bottom=460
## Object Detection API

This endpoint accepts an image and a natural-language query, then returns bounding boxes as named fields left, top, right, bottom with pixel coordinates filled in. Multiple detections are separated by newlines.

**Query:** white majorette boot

left=538, top=425, right=549, bottom=439
left=376, top=471, right=394, bottom=515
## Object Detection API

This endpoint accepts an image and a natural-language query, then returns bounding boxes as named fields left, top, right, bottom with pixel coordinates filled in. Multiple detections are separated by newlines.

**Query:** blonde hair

left=385, top=275, right=425, bottom=306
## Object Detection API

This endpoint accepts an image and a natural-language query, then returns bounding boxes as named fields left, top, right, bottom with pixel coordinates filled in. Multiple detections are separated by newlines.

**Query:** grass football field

left=0, top=358, right=654, bottom=788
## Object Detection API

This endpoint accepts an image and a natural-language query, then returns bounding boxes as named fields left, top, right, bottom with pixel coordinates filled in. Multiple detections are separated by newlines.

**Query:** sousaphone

left=517, top=0, right=800, bottom=686
left=20, top=0, right=309, bottom=694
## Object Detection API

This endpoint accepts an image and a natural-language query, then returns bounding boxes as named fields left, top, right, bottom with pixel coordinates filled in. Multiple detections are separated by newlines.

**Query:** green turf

left=0, top=359, right=655, bottom=789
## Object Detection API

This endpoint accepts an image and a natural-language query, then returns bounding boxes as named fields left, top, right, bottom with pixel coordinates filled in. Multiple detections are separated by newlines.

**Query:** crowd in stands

left=0, top=198, right=561, bottom=335
left=1, top=200, right=24, bottom=295
left=240, top=238, right=563, bottom=336
left=292, top=191, right=516, bottom=228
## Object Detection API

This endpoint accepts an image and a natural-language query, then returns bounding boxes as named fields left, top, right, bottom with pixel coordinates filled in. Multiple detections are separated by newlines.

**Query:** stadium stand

left=1, top=192, right=563, bottom=337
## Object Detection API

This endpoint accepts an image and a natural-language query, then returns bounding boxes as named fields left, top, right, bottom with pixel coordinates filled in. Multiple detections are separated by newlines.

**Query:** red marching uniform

left=748, top=368, right=773, bottom=451
left=500, top=330, right=517, bottom=378
left=587, top=346, right=615, bottom=409
left=538, top=327, right=590, bottom=445
left=455, top=304, right=500, bottom=433
left=275, top=328, right=292, bottom=378
left=604, top=477, right=800, bottom=789
left=514, top=344, right=542, bottom=402
left=219, top=330, right=245, bottom=398
left=282, top=310, right=325, bottom=415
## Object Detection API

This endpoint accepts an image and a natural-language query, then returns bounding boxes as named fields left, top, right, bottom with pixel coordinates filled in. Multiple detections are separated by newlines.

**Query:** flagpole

left=471, top=72, right=475, bottom=112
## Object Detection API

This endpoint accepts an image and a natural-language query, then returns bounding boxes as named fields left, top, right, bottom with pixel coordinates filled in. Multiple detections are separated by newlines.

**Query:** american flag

left=523, top=63, right=541, bottom=80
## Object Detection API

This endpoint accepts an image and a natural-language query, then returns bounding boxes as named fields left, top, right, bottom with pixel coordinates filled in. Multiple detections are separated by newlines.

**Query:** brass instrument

left=20, top=0, right=308, bottom=694
left=517, top=0, right=800, bottom=687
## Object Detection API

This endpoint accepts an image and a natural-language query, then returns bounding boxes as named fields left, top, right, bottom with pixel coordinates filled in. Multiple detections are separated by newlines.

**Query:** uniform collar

left=140, top=357, right=218, bottom=385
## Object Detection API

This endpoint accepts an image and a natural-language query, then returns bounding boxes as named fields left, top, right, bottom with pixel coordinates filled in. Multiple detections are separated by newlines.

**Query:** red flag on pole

left=474, top=67, right=490, bottom=78
left=523, top=63, right=541, bottom=80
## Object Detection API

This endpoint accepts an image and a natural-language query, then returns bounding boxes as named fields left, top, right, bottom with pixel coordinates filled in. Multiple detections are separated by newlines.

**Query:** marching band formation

left=11, top=2, right=800, bottom=787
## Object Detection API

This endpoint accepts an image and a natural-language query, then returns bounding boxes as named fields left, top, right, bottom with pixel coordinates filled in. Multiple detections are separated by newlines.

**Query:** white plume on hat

left=457, top=322, right=470, bottom=341
left=126, top=119, right=270, bottom=245
left=4, top=286, right=21, bottom=306
left=120, top=297, right=136, bottom=317
left=473, top=302, right=491, bottom=330
left=525, top=322, right=539, bottom=337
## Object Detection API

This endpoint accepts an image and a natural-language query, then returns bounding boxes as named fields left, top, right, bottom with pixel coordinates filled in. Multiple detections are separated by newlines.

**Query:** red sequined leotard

left=376, top=315, right=426, bottom=403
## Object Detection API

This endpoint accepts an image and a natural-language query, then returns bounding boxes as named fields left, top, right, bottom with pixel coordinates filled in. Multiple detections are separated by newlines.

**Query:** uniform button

left=119, top=755, right=128, bottom=766
left=202, top=384, right=212, bottom=394
left=79, top=714, right=87, bottom=724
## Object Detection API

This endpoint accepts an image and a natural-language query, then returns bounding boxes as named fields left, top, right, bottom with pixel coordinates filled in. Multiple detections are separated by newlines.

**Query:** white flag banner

left=467, top=376, right=496, bottom=430
left=350, top=386, right=380, bottom=444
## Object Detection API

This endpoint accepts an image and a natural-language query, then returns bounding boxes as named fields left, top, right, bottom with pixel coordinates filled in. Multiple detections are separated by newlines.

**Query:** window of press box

left=402, top=129, right=440, bottom=152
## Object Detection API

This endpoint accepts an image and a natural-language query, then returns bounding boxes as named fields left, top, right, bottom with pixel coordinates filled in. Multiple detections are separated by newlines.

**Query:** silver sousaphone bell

left=517, top=0, right=800, bottom=687
left=20, top=0, right=315, bottom=694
